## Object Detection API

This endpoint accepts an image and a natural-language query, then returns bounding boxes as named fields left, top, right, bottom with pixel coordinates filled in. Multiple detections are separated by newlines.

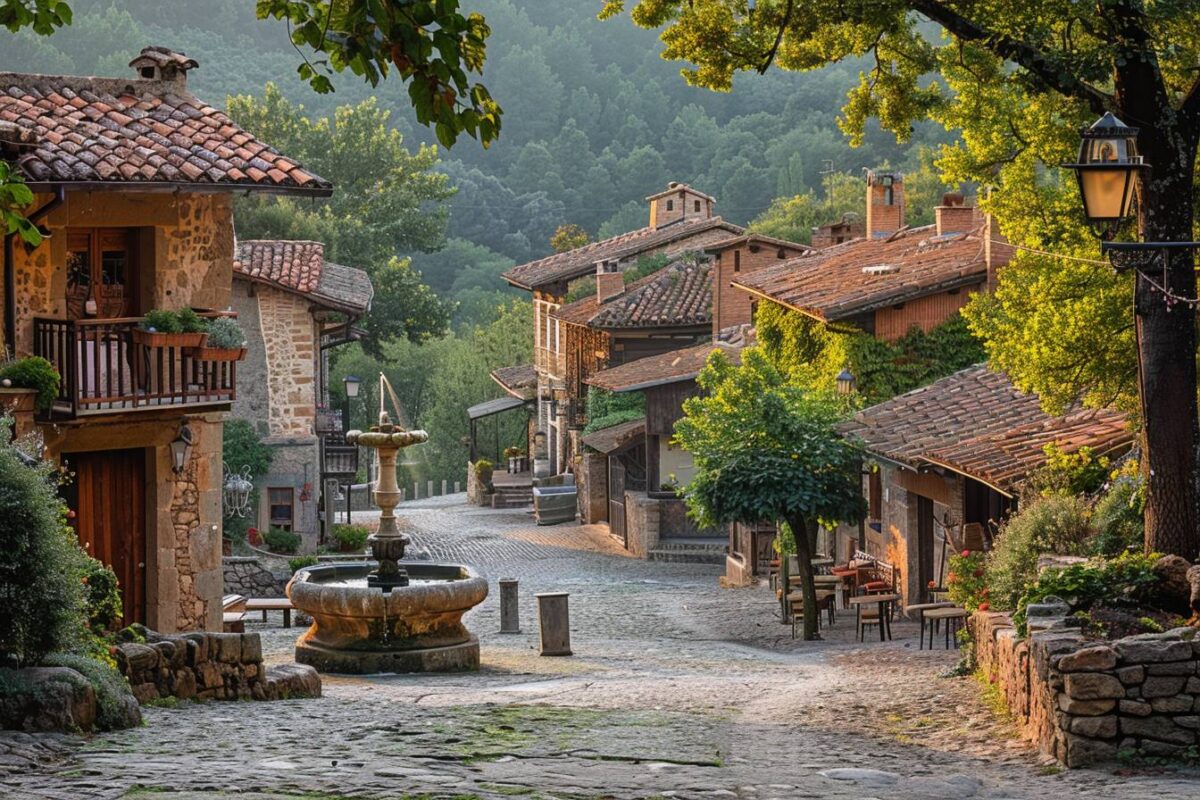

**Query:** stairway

left=492, top=484, right=533, bottom=508
left=648, top=537, right=727, bottom=564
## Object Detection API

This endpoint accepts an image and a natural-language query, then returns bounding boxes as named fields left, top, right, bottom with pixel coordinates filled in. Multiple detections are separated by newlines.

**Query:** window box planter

left=131, top=328, right=208, bottom=349
left=194, top=345, right=247, bottom=362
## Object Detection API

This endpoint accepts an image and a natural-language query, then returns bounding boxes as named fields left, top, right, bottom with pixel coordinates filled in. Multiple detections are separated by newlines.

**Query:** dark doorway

left=916, top=494, right=935, bottom=601
left=63, top=449, right=147, bottom=625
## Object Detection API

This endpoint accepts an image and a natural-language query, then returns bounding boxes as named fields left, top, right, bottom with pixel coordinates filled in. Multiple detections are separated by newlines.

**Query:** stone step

left=654, top=538, right=726, bottom=551
left=648, top=547, right=728, bottom=565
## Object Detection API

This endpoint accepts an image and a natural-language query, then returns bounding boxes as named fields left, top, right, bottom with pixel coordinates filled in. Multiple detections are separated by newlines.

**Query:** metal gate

left=608, top=459, right=626, bottom=546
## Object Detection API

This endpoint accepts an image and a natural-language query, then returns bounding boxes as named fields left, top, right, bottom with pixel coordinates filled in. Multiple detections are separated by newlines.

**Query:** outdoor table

left=924, top=606, right=970, bottom=649
left=847, top=592, right=900, bottom=641
left=904, top=601, right=956, bottom=649
left=811, top=557, right=835, bottom=574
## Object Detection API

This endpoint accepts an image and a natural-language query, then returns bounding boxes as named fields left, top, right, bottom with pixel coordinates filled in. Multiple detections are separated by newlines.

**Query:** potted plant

left=132, top=308, right=208, bottom=348
left=0, top=355, right=60, bottom=415
left=195, top=316, right=247, bottom=361
left=502, top=446, right=527, bottom=473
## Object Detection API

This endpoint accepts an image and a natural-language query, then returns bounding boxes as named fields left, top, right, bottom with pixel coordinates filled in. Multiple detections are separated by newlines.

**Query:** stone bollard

left=454, top=481, right=461, bottom=494
left=442, top=479, right=448, bottom=496
left=414, top=481, right=420, bottom=500
left=536, top=592, right=571, bottom=656
left=400, top=488, right=406, bottom=503
left=499, top=578, right=520, bottom=633
left=427, top=480, right=434, bottom=498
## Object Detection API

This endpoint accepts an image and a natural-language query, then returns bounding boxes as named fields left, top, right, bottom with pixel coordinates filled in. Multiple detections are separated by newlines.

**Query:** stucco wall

left=659, top=438, right=696, bottom=489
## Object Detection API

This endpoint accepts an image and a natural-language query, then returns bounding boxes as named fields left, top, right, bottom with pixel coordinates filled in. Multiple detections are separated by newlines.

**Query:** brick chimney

left=811, top=212, right=864, bottom=248
left=648, top=182, right=715, bottom=230
left=935, top=192, right=978, bottom=236
left=596, top=260, right=624, bottom=303
left=129, top=46, right=199, bottom=88
left=865, top=170, right=904, bottom=239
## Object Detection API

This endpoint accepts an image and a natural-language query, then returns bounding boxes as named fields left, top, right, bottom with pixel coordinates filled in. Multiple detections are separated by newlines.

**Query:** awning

left=467, top=395, right=529, bottom=420
left=580, top=417, right=646, bottom=454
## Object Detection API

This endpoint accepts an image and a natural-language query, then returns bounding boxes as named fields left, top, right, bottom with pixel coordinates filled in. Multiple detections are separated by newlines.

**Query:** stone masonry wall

left=115, top=629, right=320, bottom=704
left=222, top=557, right=287, bottom=598
left=255, top=284, right=317, bottom=439
left=624, top=491, right=661, bottom=557
left=575, top=452, right=607, bottom=524
left=973, top=610, right=1200, bottom=767
left=169, top=415, right=223, bottom=632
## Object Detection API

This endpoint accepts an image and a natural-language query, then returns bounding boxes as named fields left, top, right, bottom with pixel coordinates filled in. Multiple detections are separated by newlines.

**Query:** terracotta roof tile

left=552, top=260, right=713, bottom=331
left=502, top=217, right=742, bottom=290
left=734, top=225, right=1007, bottom=321
left=840, top=365, right=1131, bottom=493
left=580, top=417, right=646, bottom=454
left=490, top=364, right=537, bottom=400
left=587, top=340, right=742, bottom=393
left=233, top=239, right=372, bottom=313
left=0, top=53, right=330, bottom=195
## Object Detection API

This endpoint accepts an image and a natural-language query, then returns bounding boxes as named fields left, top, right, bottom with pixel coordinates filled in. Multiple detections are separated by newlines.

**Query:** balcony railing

left=320, top=432, right=359, bottom=478
left=33, top=314, right=237, bottom=419
left=535, top=346, right=565, bottom=379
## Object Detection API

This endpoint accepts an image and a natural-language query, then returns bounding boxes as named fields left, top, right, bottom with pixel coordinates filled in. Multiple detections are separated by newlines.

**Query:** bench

left=245, top=597, right=295, bottom=628
left=222, top=594, right=247, bottom=633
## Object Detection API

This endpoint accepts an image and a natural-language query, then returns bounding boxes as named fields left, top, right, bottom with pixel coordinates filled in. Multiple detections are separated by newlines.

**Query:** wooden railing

left=33, top=314, right=237, bottom=419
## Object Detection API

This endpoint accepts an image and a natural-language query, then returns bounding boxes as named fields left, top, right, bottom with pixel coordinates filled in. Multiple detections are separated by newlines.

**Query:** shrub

left=262, top=527, right=300, bottom=555
left=1090, top=471, right=1145, bottom=556
left=175, top=307, right=206, bottom=334
left=474, top=459, right=494, bottom=488
left=140, top=309, right=182, bottom=333
left=222, top=419, right=273, bottom=478
left=1027, top=443, right=1111, bottom=497
left=288, top=555, right=318, bottom=573
left=583, top=387, right=645, bottom=433
left=80, top=559, right=123, bottom=638
left=42, top=651, right=136, bottom=730
left=333, top=524, right=370, bottom=552
left=947, top=550, right=989, bottom=611
left=0, top=356, right=61, bottom=413
left=0, top=426, right=89, bottom=666
left=502, top=446, right=524, bottom=459
left=205, top=316, right=245, bottom=349
left=1012, top=552, right=1160, bottom=636
left=986, top=494, right=1093, bottom=611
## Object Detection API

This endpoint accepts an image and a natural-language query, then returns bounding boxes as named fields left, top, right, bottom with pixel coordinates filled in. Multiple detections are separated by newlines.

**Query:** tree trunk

left=1116, top=74, right=1200, bottom=560
left=787, top=515, right=821, bottom=640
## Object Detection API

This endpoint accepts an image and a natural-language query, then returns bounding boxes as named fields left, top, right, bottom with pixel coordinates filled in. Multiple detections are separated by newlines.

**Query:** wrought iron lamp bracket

left=1102, top=241, right=1200, bottom=273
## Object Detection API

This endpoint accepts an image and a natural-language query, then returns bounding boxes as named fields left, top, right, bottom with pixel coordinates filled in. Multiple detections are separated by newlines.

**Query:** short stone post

left=536, top=592, right=571, bottom=656
left=414, top=481, right=420, bottom=500
left=454, top=481, right=461, bottom=493
left=400, top=488, right=406, bottom=503
left=499, top=578, right=520, bottom=633
left=441, top=479, right=448, bottom=496
left=427, top=480, right=434, bottom=498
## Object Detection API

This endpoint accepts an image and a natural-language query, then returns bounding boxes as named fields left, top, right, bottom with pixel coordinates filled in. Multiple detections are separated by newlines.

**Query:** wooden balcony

left=320, top=432, right=359, bottom=478
left=33, top=314, right=238, bottom=420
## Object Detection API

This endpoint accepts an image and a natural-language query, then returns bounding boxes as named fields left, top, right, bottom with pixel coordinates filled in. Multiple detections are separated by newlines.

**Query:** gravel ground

left=4, top=495, right=1200, bottom=799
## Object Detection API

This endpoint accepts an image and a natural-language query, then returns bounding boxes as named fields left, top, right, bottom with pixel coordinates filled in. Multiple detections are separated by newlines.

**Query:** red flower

left=972, top=569, right=985, bottom=578
left=981, top=588, right=990, bottom=597
left=961, top=549, right=971, bottom=558
left=927, top=580, right=937, bottom=589
left=978, top=602, right=990, bottom=611
left=946, top=571, right=957, bottom=583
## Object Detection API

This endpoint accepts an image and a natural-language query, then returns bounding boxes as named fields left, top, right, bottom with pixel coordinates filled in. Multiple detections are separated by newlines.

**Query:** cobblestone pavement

left=5, top=496, right=1200, bottom=799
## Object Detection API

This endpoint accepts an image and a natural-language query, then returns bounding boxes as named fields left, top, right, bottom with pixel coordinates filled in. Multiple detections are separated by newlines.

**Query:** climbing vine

left=754, top=300, right=985, bottom=404
left=583, top=387, right=645, bottom=434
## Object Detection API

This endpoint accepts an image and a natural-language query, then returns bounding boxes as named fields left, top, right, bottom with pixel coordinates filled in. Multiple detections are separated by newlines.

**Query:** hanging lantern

left=1064, top=112, right=1148, bottom=225
left=836, top=368, right=856, bottom=396
left=222, top=462, right=254, bottom=518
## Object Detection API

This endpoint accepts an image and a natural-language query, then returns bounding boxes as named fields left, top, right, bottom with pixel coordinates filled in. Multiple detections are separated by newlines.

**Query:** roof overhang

left=26, top=180, right=333, bottom=198
left=467, top=395, right=531, bottom=420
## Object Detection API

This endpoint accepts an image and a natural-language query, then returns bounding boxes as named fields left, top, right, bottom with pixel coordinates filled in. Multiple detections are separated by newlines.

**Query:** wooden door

left=916, top=495, right=934, bottom=601
left=65, top=449, right=147, bottom=625
left=65, top=228, right=137, bottom=320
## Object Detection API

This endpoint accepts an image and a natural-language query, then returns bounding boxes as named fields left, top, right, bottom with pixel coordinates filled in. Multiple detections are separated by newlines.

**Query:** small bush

left=986, top=494, right=1093, bottom=612
left=474, top=459, right=494, bottom=487
left=0, top=356, right=61, bottom=413
left=140, top=309, right=182, bottom=333
left=333, top=524, right=369, bottom=552
left=288, top=555, right=318, bottom=573
left=175, top=307, right=206, bottom=334
left=1012, top=552, right=1160, bottom=636
left=947, top=550, right=989, bottom=611
left=262, top=527, right=300, bottom=555
left=1028, top=443, right=1111, bottom=497
left=205, top=316, right=245, bottom=349
left=1090, top=471, right=1144, bottom=556
left=222, top=419, right=273, bottom=478
left=80, top=559, right=123, bottom=638
left=42, top=652, right=136, bottom=731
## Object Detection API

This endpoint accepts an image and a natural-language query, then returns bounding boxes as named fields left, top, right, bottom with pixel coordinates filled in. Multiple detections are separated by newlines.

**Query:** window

left=66, top=228, right=136, bottom=319
left=883, top=186, right=894, bottom=205
left=666, top=199, right=674, bottom=211
left=268, top=487, right=295, bottom=531
left=694, top=199, right=701, bottom=212
left=733, top=250, right=741, bottom=272
left=868, top=472, right=882, bottom=520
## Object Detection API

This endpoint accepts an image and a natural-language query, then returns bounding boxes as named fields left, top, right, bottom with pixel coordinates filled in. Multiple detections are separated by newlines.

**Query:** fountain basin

left=287, top=562, right=488, bottom=674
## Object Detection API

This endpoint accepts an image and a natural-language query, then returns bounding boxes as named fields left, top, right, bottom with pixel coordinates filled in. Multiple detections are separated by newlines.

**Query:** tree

left=603, top=0, right=1200, bottom=558
left=227, top=86, right=453, bottom=351
left=550, top=224, right=590, bottom=253
left=674, top=348, right=865, bottom=639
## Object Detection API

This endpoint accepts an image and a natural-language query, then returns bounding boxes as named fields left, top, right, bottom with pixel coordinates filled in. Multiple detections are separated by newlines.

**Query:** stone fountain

left=287, top=397, right=487, bottom=674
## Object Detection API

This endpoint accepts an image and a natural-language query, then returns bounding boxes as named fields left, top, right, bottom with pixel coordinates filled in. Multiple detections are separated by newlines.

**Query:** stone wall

left=972, top=610, right=1200, bottom=767
left=222, top=557, right=287, bottom=598
left=166, top=415, right=223, bottom=632
left=575, top=452, right=607, bottom=524
left=115, top=629, right=320, bottom=704
left=624, top=491, right=661, bottom=557
left=254, top=284, right=317, bottom=439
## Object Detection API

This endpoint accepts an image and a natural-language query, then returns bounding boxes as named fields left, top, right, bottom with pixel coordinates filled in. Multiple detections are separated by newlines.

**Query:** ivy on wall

left=583, top=387, right=645, bottom=434
left=755, top=300, right=985, bottom=405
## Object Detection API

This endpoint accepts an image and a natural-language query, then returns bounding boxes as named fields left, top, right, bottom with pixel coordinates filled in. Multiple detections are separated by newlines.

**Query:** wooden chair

left=788, top=590, right=837, bottom=638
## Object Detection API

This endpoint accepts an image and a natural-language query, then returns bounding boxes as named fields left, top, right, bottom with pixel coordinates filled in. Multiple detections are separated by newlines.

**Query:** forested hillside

left=1, top=0, right=954, bottom=486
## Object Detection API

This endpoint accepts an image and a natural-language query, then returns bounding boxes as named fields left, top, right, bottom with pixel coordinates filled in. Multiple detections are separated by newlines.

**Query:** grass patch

left=972, top=669, right=1013, bottom=722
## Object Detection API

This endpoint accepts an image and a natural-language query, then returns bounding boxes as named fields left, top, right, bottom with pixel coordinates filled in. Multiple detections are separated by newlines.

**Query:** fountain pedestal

left=286, top=414, right=488, bottom=674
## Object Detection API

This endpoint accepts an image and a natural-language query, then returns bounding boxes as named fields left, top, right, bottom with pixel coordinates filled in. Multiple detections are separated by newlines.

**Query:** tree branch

left=908, top=0, right=1111, bottom=115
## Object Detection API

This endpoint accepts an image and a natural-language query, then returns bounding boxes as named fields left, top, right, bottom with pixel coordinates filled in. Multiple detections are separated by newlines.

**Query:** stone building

left=0, top=48, right=329, bottom=630
left=230, top=240, right=373, bottom=548
left=704, top=233, right=809, bottom=337
left=839, top=365, right=1132, bottom=605
left=498, top=182, right=741, bottom=479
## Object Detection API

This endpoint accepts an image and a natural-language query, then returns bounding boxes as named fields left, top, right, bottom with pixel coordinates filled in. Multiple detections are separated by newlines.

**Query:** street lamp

left=836, top=368, right=856, bottom=397
left=343, top=374, right=362, bottom=400
left=1064, top=112, right=1147, bottom=232
left=170, top=421, right=193, bottom=474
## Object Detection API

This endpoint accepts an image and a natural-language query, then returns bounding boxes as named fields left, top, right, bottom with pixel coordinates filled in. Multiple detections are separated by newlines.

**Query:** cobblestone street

left=5, top=497, right=1200, bottom=799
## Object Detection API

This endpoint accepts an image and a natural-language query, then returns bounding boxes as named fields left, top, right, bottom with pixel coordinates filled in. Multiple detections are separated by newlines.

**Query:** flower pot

left=0, top=386, right=38, bottom=415
left=132, top=329, right=208, bottom=349
left=194, top=346, right=247, bottom=362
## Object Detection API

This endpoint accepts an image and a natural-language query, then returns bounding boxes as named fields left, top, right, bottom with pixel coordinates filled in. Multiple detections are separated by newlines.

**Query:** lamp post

left=341, top=375, right=362, bottom=526
left=1065, top=112, right=1200, bottom=557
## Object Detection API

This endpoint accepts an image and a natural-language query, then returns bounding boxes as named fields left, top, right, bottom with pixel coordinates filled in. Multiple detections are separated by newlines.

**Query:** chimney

left=811, top=212, right=864, bottom=249
left=865, top=170, right=904, bottom=239
left=648, top=182, right=714, bottom=230
left=129, top=46, right=199, bottom=88
left=934, top=192, right=978, bottom=236
left=596, top=260, right=624, bottom=303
